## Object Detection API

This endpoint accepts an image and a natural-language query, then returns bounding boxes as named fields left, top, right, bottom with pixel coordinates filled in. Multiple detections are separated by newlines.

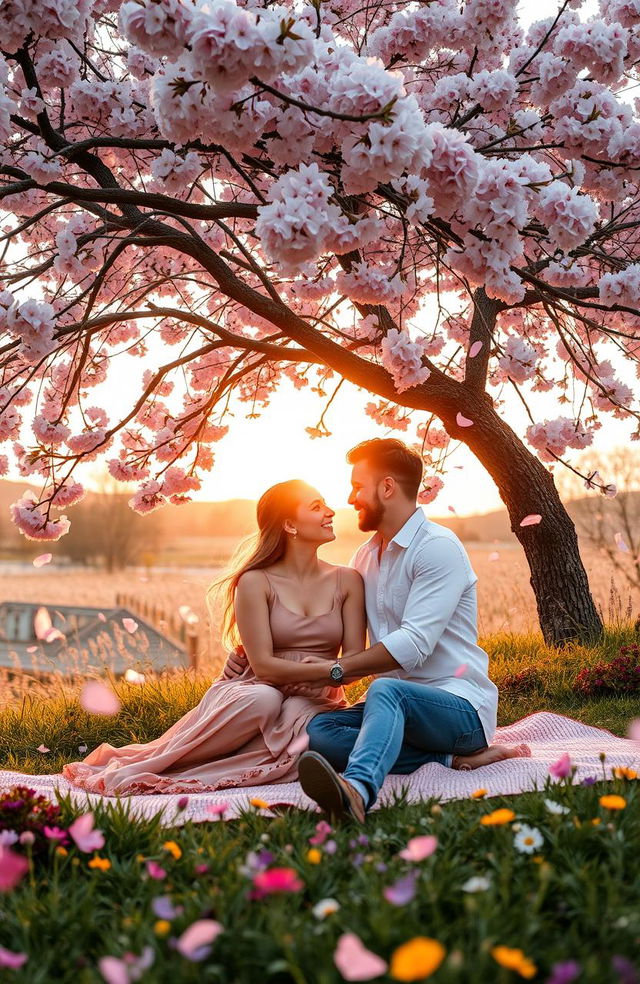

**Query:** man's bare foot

left=452, top=744, right=532, bottom=770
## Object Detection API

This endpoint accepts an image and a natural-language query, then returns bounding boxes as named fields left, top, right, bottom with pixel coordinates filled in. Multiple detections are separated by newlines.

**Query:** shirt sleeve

left=379, top=537, right=470, bottom=673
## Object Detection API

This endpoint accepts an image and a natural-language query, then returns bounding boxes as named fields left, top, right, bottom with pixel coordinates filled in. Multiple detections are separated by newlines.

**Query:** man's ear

left=381, top=476, right=396, bottom=499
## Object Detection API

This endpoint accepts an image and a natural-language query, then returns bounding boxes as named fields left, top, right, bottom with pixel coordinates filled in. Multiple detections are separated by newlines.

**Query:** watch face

left=330, top=664, right=343, bottom=681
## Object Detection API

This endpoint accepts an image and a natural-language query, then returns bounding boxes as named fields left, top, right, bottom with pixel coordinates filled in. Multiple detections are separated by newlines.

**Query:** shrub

left=575, top=645, right=640, bottom=696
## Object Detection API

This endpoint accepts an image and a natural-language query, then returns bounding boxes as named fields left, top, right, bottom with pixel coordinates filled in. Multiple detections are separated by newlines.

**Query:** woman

left=62, top=480, right=366, bottom=796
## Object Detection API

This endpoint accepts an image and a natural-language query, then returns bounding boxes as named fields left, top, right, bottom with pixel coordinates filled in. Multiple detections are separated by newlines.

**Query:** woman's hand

left=300, top=655, right=330, bottom=665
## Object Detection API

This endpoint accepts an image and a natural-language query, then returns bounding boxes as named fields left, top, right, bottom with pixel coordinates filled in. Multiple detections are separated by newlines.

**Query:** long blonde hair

left=207, top=479, right=310, bottom=650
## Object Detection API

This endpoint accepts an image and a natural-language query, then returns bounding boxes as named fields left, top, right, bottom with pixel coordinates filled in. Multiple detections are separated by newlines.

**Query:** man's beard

left=357, top=494, right=384, bottom=532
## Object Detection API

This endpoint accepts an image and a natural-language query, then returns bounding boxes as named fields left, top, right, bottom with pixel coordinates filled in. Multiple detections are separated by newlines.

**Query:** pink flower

left=309, top=821, right=333, bottom=846
left=44, top=825, right=69, bottom=844
left=146, top=860, right=167, bottom=880
left=175, top=919, right=223, bottom=961
left=68, top=813, right=105, bottom=853
left=333, top=933, right=387, bottom=981
left=0, top=946, right=28, bottom=969
left=549, top=753, right=573, bottom=779
left=398, top=835, right=438, bottom=862
left=250, top=867, right=304, bottom=899
left=0, top=846, right=29, bottom=892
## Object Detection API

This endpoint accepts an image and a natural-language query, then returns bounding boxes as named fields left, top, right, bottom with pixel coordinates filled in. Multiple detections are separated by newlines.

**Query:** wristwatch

left=329, top=662, right=344, bottom=685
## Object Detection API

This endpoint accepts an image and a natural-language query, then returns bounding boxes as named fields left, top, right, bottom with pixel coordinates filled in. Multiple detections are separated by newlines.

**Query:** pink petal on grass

left=334, top=933, right=388, bottom=981
left=468, top=341, right=483, bottom=359
left=456, top=413, right=473, bottom=428
left=454, top=664, right=468, bottom=678
left=520, top=514, right=542, bottom=527
left=68, top=812, right=105, bottom=853
left=0, top=846, right=29, bottom=892
left=176, top=919, right=223, bottom=961
left=80, top=680, right=121, bottom=716
left=33, top=553, right=52, bottom=568
left=98, top=957, right=129, bottom=984
left=122, top=618, right=138, bottom=633
left=0, top=946, right=28, bottom=969
left=37, top=744, right=49, bottom=753
left=628, top=719, right=640, bottom=742
left=398, top=835, right=438, bottom=862
left=614, top=532, right=630, bottom=553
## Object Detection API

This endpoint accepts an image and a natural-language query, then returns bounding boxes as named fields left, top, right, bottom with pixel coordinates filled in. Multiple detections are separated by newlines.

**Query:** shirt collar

left=364, top=507, right=426, bottom=553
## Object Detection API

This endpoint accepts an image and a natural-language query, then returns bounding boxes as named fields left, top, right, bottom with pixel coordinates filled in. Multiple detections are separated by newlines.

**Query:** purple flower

left=581, top=776, right=597, bottom=787
left=383, top=870, right=418, bottom=906
left=612, top=956, right=639, bottom=984
left=152, top=896, right=184, bottom=920
left=546, top=960, right=581, bottom=984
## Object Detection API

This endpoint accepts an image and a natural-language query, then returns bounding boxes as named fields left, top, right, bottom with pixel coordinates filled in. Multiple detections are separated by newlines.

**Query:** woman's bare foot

left=452, top=744, right=532, bottom=771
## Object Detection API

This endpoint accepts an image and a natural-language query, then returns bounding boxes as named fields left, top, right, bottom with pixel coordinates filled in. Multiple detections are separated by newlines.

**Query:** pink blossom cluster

left=150, top=149, right=202, bottom=194
left=9, top=491, right=70, bottom=541
left=381, top=329, right=431, bottom=393
left=0, top=0, right=94, bottom=52
left=598, top=264, right=640, bottom=309
left=418, top=475, right=445, bottom=505
left=128, top=465, right=201, bottom=513
left=335, top=262, right=406, bottom=307
left=496, top=336, right=540, bottom=384
left=526, top=417, right=595, bottom=462
left=36, top=41, right=79, bottom=89
left=553, top=20, right=629, bottom=84
left=4, top=299, right=57, bottom=364
left=534, top=183, right=597, bottom=252
left=416, top=424, right=450, bottom=450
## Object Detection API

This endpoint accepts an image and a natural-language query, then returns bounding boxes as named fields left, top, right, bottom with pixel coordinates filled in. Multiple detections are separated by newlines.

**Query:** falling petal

left=520, top=514, right=542, bottom=527
left=456, top=413, right=473, bottom=428
left=68, top=813, right=105, bottom=853
left=37, top=744, right=49, bottom=753
left=454, top=664, right=468, bottom=678
left=614, top=532, right=630, bottom=553
left=98, top=613, right=107, bottom=622
left=26, top=645, right=38, bottom=653
left=122, top=618, right=138, bottom=633
left=398, top=835, right=438, bottom=862
left=0, top=946, right=28, bottom=969
left=448, top=506, right=456, bottom=514
left=124, top=669, right=145, bottom=685
left=468, top=341, right=483, bottom=358
left=98, top=957, right=129, bottom=984
left=80, top=680, right=121, bottom=716
left=33, top=606, right=53, bottom=640
left=176, top=920, right=223, bottom=961
left=33, top=553, right=52, bottom=568
left=333, top=933, right=388, bottom=981
left=488, top=552, right=500, bottom=562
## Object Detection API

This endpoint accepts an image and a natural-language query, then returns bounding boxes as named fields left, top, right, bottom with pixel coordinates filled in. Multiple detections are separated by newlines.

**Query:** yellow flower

left=591, top=818, right=601, bottom=826
left=162, top=840, right=182, bottom=860
left=613, top=767, right=637, bottom=780
left=88, top=856, right=111, bottom=871
left=136, top=853, right=146, bottom=863
left=600, top=794, right=626, bottom=810
left=306, top=848, right=322, bottom=864
left=154, top=920, right=171, bottom=936
left=491, top=946, right=537, bottom=979
left=250, top=798, right=270, bottom=809
left=480, top=808, right=516, bottom=826
left=390, top=938, right=446, bottom=981
left=55, top=846, right=68, bottom=857
left=471, top=788, right=487, bottom=799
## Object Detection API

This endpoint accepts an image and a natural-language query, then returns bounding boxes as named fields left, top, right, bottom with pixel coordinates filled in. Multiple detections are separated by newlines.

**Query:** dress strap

left=334, top=566, right=343, bottom=601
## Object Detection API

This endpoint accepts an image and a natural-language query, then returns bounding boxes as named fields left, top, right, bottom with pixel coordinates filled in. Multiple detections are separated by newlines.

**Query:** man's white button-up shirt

left=351, top=508, right=498, bottom=743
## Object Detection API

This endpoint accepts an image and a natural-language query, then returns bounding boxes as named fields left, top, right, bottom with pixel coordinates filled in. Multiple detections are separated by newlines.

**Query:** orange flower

left=600, top=794, right=626, bottom=810
left=88, top=856, right=111, bottom=871
left=471, top=789, right=487, bottom=799
left=390, top=938, right=446, bottom=981
left=613, top=767, right=637, bottom=780
left=306, top=848, right=322, bottom=864
left=154, top=920, right=171, bottom=936
left=162, top=840, right=182, bottom=860
left=250, top=798, right=270, bottom=809
left=55, top=846, right=68, bottom=857
left=491, top=946, right=537, bottom=979
left=480, top=808, right=516, bottom=826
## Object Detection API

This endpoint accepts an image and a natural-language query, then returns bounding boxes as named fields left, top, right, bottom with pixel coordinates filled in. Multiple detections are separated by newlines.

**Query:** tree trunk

left=441, top=398, right=603, bottom=647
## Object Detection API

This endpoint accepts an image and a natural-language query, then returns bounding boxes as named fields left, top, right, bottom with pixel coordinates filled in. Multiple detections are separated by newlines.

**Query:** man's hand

left=220, top=646, right=249, bottom=680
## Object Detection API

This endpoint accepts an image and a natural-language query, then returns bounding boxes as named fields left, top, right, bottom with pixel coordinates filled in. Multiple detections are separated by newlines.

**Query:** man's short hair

left=347, top=438, right=423, bottom=499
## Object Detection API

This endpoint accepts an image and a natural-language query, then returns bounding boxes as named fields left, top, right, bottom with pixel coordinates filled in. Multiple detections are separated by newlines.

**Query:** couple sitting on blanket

left=63, top=438, right=531, bottom=821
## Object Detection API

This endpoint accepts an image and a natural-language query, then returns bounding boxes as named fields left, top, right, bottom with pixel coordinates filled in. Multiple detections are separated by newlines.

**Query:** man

left=297, top=438, right=530, bottom=823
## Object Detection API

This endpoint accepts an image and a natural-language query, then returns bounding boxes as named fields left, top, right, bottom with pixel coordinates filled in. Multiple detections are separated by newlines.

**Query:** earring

left=291, top=529, right=298, bottom=537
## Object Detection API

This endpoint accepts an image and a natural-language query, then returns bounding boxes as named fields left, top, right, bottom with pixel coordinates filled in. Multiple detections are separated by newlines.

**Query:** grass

left=1, top=628, right=639, bottom=982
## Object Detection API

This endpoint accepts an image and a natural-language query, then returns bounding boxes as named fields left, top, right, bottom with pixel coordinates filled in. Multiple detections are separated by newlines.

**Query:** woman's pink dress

left=62, top=572, right=348, bottom=796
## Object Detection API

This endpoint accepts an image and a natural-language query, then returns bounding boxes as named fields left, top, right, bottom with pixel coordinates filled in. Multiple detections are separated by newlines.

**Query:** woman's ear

left=283, top=522, right=298, bottom=537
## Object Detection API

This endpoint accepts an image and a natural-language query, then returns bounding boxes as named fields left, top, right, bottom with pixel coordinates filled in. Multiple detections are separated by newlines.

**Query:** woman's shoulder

left=323, top=563, right=363, bottom=589
left=236, top=569, right=270, bottom=594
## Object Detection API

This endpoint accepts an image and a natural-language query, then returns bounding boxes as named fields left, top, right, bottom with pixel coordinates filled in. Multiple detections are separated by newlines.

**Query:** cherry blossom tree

left=1, top=0, right=640, bottom=645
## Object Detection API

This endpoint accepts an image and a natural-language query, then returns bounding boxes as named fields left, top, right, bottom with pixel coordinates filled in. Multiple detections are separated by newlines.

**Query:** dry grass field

left=2, top=534, right=639, bottom=710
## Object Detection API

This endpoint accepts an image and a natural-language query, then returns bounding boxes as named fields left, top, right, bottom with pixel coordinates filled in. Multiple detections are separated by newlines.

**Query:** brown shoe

left=297, top=751, right=367, bottom=824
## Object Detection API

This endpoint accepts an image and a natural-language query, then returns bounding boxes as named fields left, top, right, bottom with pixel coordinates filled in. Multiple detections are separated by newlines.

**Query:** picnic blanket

left=2, top=712, right=638, bottom=826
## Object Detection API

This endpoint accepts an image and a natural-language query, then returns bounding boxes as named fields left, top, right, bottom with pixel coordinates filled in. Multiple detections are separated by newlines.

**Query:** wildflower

left=471, top=788, right=487, bottom=799
left=491, top=945, right=537, bottom=979
left=175, top=920, right=223, bottom=962
left=43, top=825, right=69, bottom=843
left=591, top=818, right=601, bottom=826
left=206, top=802, right=229, bottom=817
left=480, top=808, right=515, bottom=826
left=55, top=846, right=68, bottom=857
left=324, top=839, right=338, bottom=855
left=398, top=835, right=438, bottom=862
left=383, top=870, right=419, bottom=906
left=514, top=825, right=544, bottom=854
left=88, top=856, right=111, bottom=871
left=68, top=812, right=105, bottom=853
left=146, top=860, right=167, bottom=880
left=312, top=898, right=340, bottom=919
left=0, top=831, right=18, bottom=847
left=176, top=796, right=189, bottom=810
left=334, top=933, right=388, bottom=980
left=549, top=754, right=573, bottom=779
left=249, top=798, right=270, bottom=809
left=194, top=863, right=209, bottom=875
left=0, top=946, right=28, bottom=969
left=461, top=876, right=491, bottom=893
left=544, top=799, right=570, bottom=815
left=309, top=820, right=332, bottom=845
left=250, top=867, right=304, bottom=899
left=389, top=937, right=446, bottom=981
left=306, top=848, right=322, bottom=864
left=600, top=795, right=626, bottom=810
left=613, top=767, right=637, bottom=780
left=581, top=776, right=597, bottom=786
left=162, top=840, right=182, bottom=860
left=611, top=955, right=639, bottom=984
left=546, top=959, right=581, bottom=984
left=0, top=847, right=29, bottom=891
left=19, top=831, right=35, bottom=846
left=154, top=920, right=171, bottom=936
left=99, top=947, right=154, bottom=982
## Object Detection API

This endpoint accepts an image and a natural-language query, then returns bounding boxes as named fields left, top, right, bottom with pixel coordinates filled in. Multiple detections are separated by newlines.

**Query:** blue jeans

left=306, top=677, right=487, bottom=808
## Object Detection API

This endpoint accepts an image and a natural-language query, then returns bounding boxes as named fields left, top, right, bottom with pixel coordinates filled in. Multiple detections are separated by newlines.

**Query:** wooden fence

left=114, top=593, right=201, bottom=670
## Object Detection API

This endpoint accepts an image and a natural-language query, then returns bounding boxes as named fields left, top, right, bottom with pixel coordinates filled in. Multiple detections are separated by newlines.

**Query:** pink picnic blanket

left=2, top=713, right=638, bottom=825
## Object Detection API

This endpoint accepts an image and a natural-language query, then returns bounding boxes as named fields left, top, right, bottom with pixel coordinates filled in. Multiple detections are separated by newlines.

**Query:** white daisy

left=461, top=876, right=492, bottom=893
left=545, top=798, right=570, bottom=815
left=514, top=824, right=544, bottom=854
left=312, top=898, right=341, bottom=919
